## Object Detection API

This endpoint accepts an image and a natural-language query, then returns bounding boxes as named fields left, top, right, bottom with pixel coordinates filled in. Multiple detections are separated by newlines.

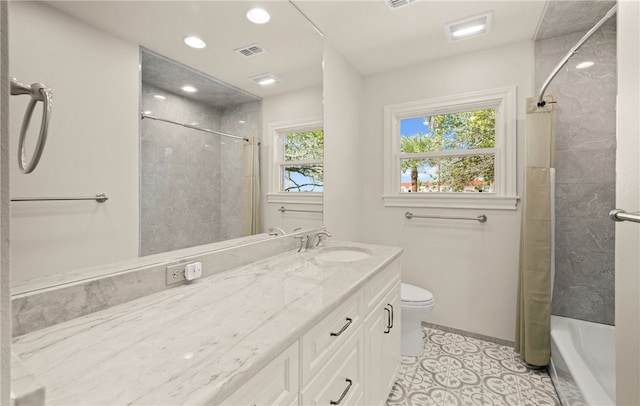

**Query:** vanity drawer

left=364, top=260, right=400, bottom=313
left=301, top=289, right=364, bottom=384
left=301, top=325, right=365, bottom=406
left=220, top=341, right=299, bottom=406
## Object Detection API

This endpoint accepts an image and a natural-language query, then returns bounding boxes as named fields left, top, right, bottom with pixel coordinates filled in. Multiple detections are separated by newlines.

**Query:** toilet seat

left=401, top=283, right=434, bottom=307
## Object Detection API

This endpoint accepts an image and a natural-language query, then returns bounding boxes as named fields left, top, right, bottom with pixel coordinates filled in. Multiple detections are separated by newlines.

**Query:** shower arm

left=537, top=5, right=617, bottom=108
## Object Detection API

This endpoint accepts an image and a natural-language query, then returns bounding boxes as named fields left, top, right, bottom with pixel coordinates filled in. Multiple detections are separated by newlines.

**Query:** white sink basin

left=316, top=247, right=371, bottom=262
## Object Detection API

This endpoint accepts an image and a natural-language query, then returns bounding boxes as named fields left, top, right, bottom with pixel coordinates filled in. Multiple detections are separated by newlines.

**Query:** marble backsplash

left=535, top=19, right=616, bottom=325
left=12, top=229, right=322, bottom=337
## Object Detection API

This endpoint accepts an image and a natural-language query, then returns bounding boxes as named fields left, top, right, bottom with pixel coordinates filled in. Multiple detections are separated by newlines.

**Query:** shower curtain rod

left=140, top=112, right=249, bottom=141
left=536, top=4, right=617, bottom=108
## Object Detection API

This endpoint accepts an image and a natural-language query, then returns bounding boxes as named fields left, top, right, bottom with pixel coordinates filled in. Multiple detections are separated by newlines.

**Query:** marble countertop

left=12, top=240, right=402, bottom=405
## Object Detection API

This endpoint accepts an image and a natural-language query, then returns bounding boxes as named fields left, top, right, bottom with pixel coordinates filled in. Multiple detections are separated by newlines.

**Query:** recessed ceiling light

left=239, top=120, right=246, bottom=124
left=143, top=110, right=152, bottom=115
left=180, top=85, right=198, bottom=93
left=452, top=24, right=486, bottom=38
left=576, top=61, right=595, bottom=69
left=247, top=8, right=270, bottom=24
left=445, top=11, right=493, bottom=42
left=184, top=36, right=206, bottom=49
left=249, top=73, right=283, bottom=87
left=154, top=95, right=166, bottom=100
left=259, top=78, right=276, bottom=86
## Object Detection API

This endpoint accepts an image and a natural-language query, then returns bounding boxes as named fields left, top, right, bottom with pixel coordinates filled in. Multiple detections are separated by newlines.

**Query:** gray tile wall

left=220, top=101, right=261, bottom=239
left=140, top=85, right=258, bottom=256
left=534, top=20, right=616, bottom=325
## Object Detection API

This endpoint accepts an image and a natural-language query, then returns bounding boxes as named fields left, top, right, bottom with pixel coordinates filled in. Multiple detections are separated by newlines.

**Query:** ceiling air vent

left=385, top=0, right=416, bottom=11
left=235, top=43, right=266, bottom=57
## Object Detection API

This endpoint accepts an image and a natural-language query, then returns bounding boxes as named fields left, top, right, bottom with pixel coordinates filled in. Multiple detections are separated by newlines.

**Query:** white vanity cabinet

left=300, top=289, right=365, bottom=405
left=301, top=291, right=364, bottom=385
left=221, top=259, right=401, bottom=406
left=219, top=341, right=300, bottom=406
left=301, top=325, right=365, bottom=405
left=364, top=262, right=402, bottom=406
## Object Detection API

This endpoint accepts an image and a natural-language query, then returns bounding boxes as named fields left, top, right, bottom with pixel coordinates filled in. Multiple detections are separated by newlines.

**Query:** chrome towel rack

left=278, top=206, right=322, bottom=214
left=11, top=193, right=108, bottom=203
left=609, top=209, right=640, bottom=224
left=405, top=211, right=487, bottom=223
left=11, top=77, right=53, bottom=174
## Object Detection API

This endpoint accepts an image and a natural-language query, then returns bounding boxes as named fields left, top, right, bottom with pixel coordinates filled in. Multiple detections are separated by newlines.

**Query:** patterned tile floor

left=386, top=326, right=560, bottom=406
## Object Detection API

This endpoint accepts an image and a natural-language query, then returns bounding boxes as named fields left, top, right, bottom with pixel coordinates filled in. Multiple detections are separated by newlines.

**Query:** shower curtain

left=515, top=96, right=556, bottom=366
left=242, top=137, right=261, bottom=235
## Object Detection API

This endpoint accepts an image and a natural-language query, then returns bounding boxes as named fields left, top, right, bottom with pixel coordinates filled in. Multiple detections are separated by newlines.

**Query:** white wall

left=615, top=1, right=640, bottom=403
left=0, top=1, right=10, bottom=403
left=261, top=85, right=324, bottom=233
left=322, top=43, right=364, bottom=241
left=9, top=2, right=139, bottom=282
left=360, top=41, right=534, bottom=341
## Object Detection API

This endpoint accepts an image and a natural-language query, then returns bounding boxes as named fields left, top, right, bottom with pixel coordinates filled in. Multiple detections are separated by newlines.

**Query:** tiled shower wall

left=534, top=20, right=616, bottom=325
left=219, top=101, right=261, bottom=239
left=140, top=85, right=259, bottom=256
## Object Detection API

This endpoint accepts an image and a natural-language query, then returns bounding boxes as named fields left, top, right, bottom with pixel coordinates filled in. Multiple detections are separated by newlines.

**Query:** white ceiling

left=43, top=0, right=548, bottom=99
left=296, top=0, right=547, bottom=76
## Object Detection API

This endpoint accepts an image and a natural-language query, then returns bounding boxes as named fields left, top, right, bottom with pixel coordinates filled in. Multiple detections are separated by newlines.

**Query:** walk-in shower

left=140, top=48, right=261, bottom=256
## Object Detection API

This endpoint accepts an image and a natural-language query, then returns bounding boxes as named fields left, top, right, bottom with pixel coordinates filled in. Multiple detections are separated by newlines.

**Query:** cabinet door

left=382, top=284, right=402, bottom=396
left=364, top=300, right=386, bottom=406
left=364, top=282, right=402, bottom=406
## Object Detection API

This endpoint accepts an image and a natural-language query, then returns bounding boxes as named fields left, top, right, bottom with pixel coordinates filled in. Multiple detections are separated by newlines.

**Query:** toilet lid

left=401, top=283, right=434, bottom=305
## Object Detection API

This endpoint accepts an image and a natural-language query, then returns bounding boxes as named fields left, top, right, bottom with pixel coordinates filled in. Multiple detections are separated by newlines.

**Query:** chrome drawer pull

left=330, top=318, right=353, bottom=337
left=388, top=303, right=394, bottom=328
left=330, top=378, right=353, bottom=405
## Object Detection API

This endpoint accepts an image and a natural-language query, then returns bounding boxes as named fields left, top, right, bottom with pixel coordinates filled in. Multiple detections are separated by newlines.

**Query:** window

left=280, top=129, right=324, bottom=192
left=383, top=87, right=518, bottom=210
left=267, top=118, right=323, bottom=204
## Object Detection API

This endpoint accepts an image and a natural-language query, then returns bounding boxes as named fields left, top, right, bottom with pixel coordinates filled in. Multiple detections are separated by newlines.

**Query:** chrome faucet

left=294, top=235, right=309, bottom=252
left=268, top=227, right=286, bottom=236
left=307, top=231, right=332, bottom=248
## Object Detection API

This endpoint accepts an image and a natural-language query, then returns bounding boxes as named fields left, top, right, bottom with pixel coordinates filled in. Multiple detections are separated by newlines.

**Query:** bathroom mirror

left=8, top=1, right=323, bottom=291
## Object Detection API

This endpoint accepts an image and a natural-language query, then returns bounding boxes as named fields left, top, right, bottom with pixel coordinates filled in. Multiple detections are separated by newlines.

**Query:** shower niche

left=140, top=48, right=261, bottom=256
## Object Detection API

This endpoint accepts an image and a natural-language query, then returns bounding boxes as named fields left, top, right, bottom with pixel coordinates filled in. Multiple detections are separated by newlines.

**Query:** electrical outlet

left=184, top=262, right=202, bottom=281
left=166, top=262, right=187, bottom=285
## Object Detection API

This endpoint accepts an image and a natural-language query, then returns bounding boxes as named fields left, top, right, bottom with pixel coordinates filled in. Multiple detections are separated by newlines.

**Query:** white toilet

left=400, top=283, right=435, bottom=356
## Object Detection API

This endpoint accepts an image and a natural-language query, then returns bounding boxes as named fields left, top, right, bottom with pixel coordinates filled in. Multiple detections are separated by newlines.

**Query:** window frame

left=383, top=86, right=519, bottom=210
left=266, top=118, right=324, bottom=205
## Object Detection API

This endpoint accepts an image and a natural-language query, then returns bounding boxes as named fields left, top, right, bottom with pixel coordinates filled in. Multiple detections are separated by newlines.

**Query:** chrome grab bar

left=609, top=209, right=640, bottom=224
left=11, top=193, right=108, bottom=203
left=278, top=206, right=323, bottom=214
left=405, top=211, right=487, bottom=223
left=11, top=77, right=53, bottom=174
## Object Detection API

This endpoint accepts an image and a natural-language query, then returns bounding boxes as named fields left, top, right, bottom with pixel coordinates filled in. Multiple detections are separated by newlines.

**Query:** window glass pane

left=284, top=130, right=324, bottom=161
left=400, top=108, right=495, bottom=153
left=400, top=155, right=494, bottom=193
left=283, top=165, right=324, bottom=192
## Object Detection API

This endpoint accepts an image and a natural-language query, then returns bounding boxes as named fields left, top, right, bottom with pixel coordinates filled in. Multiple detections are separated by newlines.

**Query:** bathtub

left=549, top=315, right=615, bottom=405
